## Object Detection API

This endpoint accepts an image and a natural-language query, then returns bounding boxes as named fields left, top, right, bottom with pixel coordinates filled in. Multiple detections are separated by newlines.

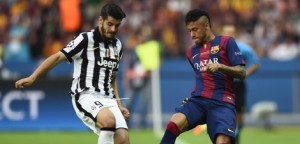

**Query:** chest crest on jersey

left=210, top=45, right=220, bottom=54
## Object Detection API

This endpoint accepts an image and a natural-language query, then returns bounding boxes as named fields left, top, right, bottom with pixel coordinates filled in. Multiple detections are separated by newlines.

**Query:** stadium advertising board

left=0, top=79, right=88, bottom=131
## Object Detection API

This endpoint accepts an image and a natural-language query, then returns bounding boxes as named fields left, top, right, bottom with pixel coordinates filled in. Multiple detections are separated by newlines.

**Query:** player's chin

left=193, top=39, right=200, bottom=45
left=105, top=33, right=115, bottom=39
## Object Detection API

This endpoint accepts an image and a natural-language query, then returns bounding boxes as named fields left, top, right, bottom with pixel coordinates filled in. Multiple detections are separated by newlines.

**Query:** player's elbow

left=239, top=70, right=246, bottom=80
left=234, top=65, right=246, bottom=80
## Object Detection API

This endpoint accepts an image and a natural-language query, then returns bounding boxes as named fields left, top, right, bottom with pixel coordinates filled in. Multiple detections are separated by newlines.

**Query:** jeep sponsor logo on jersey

left=97, top=57, right=117, bottom=69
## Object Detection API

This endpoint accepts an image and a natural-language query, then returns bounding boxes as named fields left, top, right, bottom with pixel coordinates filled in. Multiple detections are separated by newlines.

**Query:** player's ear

left=99, top=16, right=103, bottom=26
left=205, top=22, right=209, bottom=30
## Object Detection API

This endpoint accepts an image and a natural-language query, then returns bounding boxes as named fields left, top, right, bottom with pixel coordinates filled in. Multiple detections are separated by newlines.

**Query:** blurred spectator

left=30, top=0, right=61, bottom=59
left=1, top=0, right=300, bottom=76
left=122, top=26, right=153, bottom=129
left=4, top=12, right=30, bottom=62
left=42, top=33, right=63, bottom=57
left=222, top=24, right=260, bottom=144
left=0, top=43, right=2, bottom=76
left=59, top=0, right=81, bottom=33
left=268, top=33, right=300, bottom=61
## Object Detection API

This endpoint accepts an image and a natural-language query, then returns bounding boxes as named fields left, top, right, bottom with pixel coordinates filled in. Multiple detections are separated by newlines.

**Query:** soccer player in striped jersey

left=160, top=9, right=246, bottom=144
left=15, top=3, right=130, bottom=144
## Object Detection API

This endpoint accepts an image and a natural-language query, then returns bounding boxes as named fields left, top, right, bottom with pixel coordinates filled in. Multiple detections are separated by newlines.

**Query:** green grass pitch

left=1, top=126, right=300, bottom=144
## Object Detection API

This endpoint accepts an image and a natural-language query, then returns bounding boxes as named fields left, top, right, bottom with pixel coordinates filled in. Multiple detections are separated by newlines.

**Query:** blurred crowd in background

left=0, top=0, right=300, bottom=65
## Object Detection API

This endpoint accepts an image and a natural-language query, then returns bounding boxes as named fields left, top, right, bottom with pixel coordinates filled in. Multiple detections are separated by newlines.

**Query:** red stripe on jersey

left=186, top=47, right=193, bottom=60
left=200, top=42, right=214, bottom=98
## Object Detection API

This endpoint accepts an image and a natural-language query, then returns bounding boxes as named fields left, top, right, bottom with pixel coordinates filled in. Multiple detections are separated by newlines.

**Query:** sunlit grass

left=1, top=126, right=300, bottom=144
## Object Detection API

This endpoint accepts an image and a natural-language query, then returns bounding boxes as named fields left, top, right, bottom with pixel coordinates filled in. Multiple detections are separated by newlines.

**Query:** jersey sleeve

left=226, top=37, right=245, bottom=66
left=60, top=33, right=87, bottom=63
left=186, top=47, right=196, bottom=71
left=239, top=42, right=259, bottom=69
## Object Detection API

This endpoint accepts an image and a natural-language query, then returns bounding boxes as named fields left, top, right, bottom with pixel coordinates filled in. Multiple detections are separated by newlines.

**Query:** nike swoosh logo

left=227, top=128, right=234, bottom=133
left=192, top=53, right=199, bottom=59
left=91, top=47, right=99, bottom=50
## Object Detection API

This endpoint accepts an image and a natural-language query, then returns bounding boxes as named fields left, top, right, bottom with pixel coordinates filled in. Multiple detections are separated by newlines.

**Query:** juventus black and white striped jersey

left=60, top=27, right=123, bottom=98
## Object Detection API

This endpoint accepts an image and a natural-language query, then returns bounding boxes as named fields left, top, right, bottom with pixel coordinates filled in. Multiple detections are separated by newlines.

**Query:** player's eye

left=188, top=28, right=198, bottom=33
left=107, top=22, right=113, bottom=26
left=192, top=28, right=198, bottom=32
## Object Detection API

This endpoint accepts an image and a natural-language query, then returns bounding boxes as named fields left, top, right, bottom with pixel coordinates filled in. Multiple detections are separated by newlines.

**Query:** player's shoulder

left=73, top=31, right=90, bottom=41
left=218, top=35, right=234, bottom=41
left=186, top=44, right=197, bottom=57
left=218, top=35, right=239, bottom=46
left=114, top=37, right=122, bottom=48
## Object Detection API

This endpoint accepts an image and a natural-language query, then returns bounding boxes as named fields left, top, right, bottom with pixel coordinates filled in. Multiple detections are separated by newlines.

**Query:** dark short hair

left=185, top=9, right=211, bottom=27
left=100, top=3, right=126, bottom=20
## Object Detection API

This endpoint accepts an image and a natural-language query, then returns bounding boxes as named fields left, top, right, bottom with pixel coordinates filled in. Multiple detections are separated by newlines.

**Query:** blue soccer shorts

left=175, top=96, right=236, bottom=143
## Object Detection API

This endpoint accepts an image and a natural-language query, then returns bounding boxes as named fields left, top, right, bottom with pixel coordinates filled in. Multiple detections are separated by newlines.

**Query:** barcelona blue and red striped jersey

left=186, top=36, right=245, bottom=104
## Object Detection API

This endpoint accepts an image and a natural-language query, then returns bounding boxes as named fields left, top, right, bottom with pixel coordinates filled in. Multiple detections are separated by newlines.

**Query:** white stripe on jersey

left=61, top=27, right=123, bottom=98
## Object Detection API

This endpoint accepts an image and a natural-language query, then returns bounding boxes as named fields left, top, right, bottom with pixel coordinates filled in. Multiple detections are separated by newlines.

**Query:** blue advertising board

left=1, top=58, right=300, bottom=130
left=0, top=79, right=88, bottom=131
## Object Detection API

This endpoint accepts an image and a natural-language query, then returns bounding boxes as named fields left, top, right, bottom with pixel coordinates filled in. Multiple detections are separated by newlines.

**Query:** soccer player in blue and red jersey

left=160, top=9, right=246, bottom=144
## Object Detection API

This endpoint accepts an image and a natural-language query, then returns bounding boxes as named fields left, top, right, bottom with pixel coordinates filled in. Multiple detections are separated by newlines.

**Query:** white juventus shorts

left=71, top=91, right=128, bottom=135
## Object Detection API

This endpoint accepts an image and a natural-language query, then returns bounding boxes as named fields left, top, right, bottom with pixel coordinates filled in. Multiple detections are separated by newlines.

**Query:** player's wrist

left=218, top=64, right=224, bottom=71
left=29, top=75, right=36, bottom=82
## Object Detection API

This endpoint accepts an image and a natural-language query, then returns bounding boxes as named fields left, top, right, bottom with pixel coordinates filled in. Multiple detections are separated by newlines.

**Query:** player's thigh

left=109, top=105, right=128, bottom=129
left=73, top=93, right=117, bottom=128
left=72, top=94, right=106, bottom=134
left=96, top=107, right=116, bottom=128
left=206, top=101, right=236, bottom=143
left=174, top=97, right=206, bottom=131
left=215, top=134, right=231, bottom=144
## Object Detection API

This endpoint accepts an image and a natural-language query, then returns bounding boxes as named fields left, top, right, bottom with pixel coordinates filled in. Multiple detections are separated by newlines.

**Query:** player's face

left=99, top=16, right=122, bottom=40
left=186, top=20, right=209, bottom=45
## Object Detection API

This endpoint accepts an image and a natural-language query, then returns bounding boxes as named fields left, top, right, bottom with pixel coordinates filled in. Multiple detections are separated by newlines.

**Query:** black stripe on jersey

left=103, top=67, right=110, bottom=96
left=114, top=47, right=123, bottom=71
left=92, top=30, right=101, bottom=92
left=74, top=94, right=96, bottom=122
left=66, top=34, right=87, bottom=63
left=119, top=46, right=123, bottom=59
left=112, top=39, right=117, bottom=47
left=60, top=34, right=87, bottom=63
left=79, top=33, right=89, bottom=90
left=103, top=44, right=110, bottom=96
left=60, top=50, right=72, bottom=63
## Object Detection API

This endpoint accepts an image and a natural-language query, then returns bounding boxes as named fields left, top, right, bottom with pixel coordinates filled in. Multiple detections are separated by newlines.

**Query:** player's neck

left=199, top=33, right=215, bottom=46
left=206, top=33, right=215, bottom=43
left=98, top=26, right=112, bottom=42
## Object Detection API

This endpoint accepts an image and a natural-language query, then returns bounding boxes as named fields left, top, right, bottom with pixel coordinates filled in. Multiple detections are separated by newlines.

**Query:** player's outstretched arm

left=15, top=51, right=66, bottom=88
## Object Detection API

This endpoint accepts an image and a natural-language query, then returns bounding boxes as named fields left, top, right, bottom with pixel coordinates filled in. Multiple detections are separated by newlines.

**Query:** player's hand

left=182, top=97, right=189, bottom=104
left=119, top=106, right=130, bottom=119
left=205, top=64, right=221, bottom=73
left=15, top=77, right=35, bottom=88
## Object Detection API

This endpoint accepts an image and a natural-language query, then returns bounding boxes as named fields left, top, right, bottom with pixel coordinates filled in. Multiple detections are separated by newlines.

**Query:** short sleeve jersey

left=186, top=36, right=245, bottom=104
left=60, top=27, right=123, bottom=98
